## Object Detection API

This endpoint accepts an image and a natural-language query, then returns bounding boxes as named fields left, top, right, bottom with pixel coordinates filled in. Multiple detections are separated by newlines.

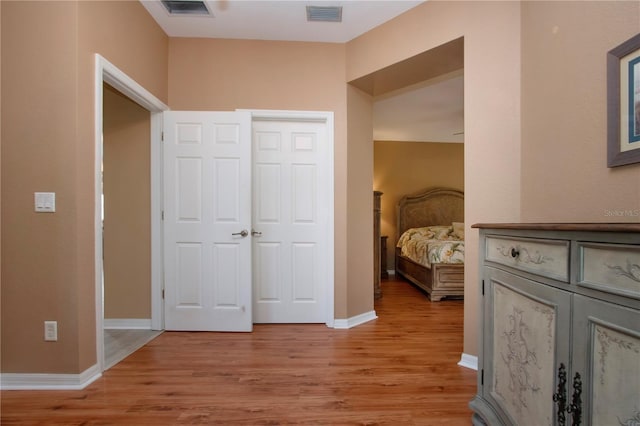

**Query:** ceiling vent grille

left=161, top=0, right=211, bottom=16
left=306, top=6, right=342, bottom=22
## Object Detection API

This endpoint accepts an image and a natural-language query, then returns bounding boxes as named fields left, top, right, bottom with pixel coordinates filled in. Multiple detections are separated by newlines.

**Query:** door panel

left=292, top=164, right=316, bottom=223
left=176, top=243, right=202, bottom=306
left=255, top=164, right=281, bottom=222
left=164, top=111, right=252, bottom=331
left=252, top=119, right=328, bottom=323
left=292, top=243, right=316, bottom=300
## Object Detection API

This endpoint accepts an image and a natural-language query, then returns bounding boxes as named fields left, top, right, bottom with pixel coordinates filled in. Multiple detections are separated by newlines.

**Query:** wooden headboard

left=396, top=188, right=464, bottom=238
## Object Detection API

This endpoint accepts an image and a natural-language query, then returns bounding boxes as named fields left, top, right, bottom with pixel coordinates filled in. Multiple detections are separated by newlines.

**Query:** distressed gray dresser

left=470, top=223, right=640, bottom=426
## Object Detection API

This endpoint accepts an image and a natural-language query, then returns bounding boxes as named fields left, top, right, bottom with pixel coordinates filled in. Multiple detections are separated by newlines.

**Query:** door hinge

left=161, top=210, right=164, bottom=220
left=162, top=289, right=165, bottom=299
left=161, top=131, right=164, bottom=141
left=482, top=279, right=485, bottom=296
left=481, top=369, right=484, bottom=386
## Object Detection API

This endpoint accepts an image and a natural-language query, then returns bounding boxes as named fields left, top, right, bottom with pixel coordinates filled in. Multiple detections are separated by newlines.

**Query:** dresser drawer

left=578, top=242, right=640, bottom=300
left=485, top=235, right=570, bottom=281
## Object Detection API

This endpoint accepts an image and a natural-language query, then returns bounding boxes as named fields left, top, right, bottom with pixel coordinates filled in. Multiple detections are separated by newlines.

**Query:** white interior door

left=163, top=111, right=252, bottom=331
left=252, top=118, right=329, bottom=323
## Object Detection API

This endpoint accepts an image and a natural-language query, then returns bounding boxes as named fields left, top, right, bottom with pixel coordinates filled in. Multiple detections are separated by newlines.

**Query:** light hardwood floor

left=1, top=279, right=477, bottom=425
left=104, top=328, right=163, bottom=370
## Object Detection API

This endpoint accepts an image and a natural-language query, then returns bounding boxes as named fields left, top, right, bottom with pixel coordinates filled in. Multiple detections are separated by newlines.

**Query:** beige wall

left=521, top=1, right=640, bottom=221
left=103, top=84, right=151, bottom=320
left=167, top=38, right=352, bottom=318
left=347, top=1, right=523, bottom=357
left=374, top=141, right=464, bottom=268
left=346, top=85, right=375, bottom=317
left=1, top=1, right=167, bottom=374
left=2, top=1, right=82, bottom=374
left=0, top=0, right=3, bottom=371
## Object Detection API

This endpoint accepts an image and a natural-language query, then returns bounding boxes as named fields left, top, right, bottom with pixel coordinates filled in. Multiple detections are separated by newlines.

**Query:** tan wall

left=167, top=38, right=351, bottom=318
left=347, top=1, right=523, bottom=357
left=346, top=85, right=374, bottom=317
left=0, top=0, right=3, bottom=371
left=2, top=1, right=82, bottom=373
left=103, top=85, right=151, bottom=320
left=374, top=141, right=464, bottom=268
left=1, top=1, right=167, bottom=374
left=521, top=1, right=640, bottom=221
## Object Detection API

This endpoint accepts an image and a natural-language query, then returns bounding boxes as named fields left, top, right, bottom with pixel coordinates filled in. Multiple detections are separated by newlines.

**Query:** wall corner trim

left=458, top=353, right=478, bottom=370
left=0, top=364, right=102, bottom=390
left=333, top=310, right=377, bottom=329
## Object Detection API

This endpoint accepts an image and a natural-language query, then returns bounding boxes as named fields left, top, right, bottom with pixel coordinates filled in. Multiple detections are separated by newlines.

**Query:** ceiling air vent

left=161, top=0, right=211, bottom=16
left=306, top=6, right=342, bottom=23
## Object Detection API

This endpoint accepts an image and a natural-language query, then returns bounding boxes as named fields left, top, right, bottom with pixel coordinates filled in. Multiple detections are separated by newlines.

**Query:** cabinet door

left=572, top=295, right=640, bottom=426
left=483, top=267, right=572, bottom=426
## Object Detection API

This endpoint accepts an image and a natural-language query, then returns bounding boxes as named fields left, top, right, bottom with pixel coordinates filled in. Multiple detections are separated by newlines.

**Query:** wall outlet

left=34, top=192, right=56, bottom=213
left=44, top=321, right=58, bottom=341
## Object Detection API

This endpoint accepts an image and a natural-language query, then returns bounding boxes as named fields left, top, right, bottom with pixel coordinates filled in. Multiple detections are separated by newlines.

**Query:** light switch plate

left=44, top=321, right=58, bottom=341
left=35, top=192, right=55, bottom=213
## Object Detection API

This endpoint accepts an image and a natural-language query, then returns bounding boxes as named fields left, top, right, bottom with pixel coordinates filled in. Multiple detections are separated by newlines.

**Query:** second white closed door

left=252, top=118, right=329, bottom=323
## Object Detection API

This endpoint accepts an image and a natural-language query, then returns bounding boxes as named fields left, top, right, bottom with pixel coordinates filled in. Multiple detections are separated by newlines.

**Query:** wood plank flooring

left=1, top=279, right=477, bottom=425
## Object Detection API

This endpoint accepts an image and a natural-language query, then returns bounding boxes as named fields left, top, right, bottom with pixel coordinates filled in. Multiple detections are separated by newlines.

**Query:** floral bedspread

left=396, top=225, right=464, bottom=268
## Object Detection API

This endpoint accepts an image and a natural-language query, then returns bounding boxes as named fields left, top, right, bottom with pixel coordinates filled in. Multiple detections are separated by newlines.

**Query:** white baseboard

left=333, top=310, right=377, bottom=329
left=104, top=318, right=152, bottom=329
left=1, top=364, right=101, bottom=390
left=458, top=353, right=478, bottom=370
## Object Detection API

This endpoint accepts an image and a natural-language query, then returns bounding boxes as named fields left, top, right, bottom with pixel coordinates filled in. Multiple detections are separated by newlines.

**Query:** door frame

left=94, top=54, right=169, bottom=372
left=244, top=109, right=335, bottom=327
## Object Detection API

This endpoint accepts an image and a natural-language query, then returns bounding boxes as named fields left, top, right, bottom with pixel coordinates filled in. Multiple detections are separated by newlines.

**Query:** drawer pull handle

left=510, top=247, right=520, bottom=258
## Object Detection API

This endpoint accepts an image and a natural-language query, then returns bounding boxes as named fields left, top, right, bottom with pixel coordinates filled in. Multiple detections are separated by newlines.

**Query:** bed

left=394, top=188, right=465, bottom=301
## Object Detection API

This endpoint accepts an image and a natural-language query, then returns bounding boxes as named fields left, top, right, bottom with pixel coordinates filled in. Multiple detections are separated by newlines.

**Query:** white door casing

left=163, top=111, right=252, bottom=331
left=251, top=118, right=330, bottom=323
left=95, top=55, right=168, bottom=373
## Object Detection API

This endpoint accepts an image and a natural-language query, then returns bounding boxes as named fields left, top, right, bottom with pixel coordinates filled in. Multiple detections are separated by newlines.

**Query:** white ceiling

left=141, top=0, right=424, bottom=43
left=373, top=71, right=464, bottom=143
left=141, top=0, right=464, bottom=143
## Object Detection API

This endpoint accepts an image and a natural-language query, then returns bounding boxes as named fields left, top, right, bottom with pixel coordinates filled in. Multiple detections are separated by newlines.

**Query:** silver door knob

left=251, top=229, right=262, bottom=237
left=232, top=229, right=248, bottom=237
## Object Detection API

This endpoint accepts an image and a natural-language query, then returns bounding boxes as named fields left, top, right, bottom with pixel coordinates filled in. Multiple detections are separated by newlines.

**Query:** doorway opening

left=102, top=83, right=162, bottom=369
left=94, top=55, right=168, bottom=372
left=350, top=37, right=466, bottom=350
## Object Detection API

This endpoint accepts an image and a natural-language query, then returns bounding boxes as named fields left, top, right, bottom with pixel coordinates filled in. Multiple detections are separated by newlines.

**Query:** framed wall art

left=607, top=33, right=640, bottom=167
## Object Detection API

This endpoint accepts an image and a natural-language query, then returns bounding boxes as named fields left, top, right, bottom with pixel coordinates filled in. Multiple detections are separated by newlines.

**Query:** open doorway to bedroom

left=353, top=37, right=465, bottom=306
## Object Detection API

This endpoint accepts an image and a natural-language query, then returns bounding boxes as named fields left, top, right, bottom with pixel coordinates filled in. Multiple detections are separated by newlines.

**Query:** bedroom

left=366, top=47, right=467, bottom=332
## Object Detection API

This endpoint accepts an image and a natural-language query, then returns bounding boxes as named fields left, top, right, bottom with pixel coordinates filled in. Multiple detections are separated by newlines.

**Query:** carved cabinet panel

left=572, top=295, right=640, bottom=425
left=471, top=224, right=640, bottom=426
left=482, top=267, right=571, bottom=426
